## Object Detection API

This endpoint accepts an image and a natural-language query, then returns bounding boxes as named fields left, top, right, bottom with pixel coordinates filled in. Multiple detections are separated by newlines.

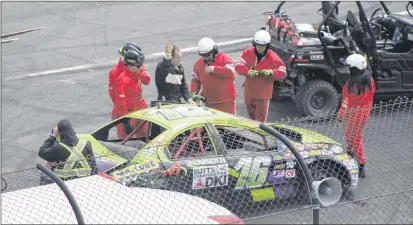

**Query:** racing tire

left=295, top=79, right=340, bottom=118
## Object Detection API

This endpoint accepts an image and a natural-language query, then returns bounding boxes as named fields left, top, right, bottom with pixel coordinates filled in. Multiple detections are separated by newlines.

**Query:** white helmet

left=197, top=37, right=216, bottom=55
left=253, top=30, right=271, bottom=45
left=345, top=54, right=367, bottom=70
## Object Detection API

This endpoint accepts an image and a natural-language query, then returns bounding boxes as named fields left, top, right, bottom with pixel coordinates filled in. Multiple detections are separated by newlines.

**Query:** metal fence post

left=260, top=124, right=320, bottom=225
left=36, top=164, right=85, bottom=225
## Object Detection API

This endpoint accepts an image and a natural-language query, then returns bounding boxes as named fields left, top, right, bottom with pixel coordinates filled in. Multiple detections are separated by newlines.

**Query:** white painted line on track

left=4, top=10, right=411, bottom=82
left=5, top=38, right=253, bottom=81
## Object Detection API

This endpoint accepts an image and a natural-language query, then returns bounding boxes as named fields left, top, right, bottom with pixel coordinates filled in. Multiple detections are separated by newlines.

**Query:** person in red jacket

left=337, top=54, right=376, bottom=178
left=190, top=37, right=237, bottom=114
left=235, top=30, right=287, bottom=122
left=109, top=43, right=143, bottom=138
left=115, top=49, right=150, bottom=138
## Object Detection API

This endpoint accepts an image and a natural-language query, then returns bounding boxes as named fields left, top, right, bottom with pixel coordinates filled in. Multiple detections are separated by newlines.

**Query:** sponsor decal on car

left=309, top=150, right=322, bottom=156
left=286, top=161, right=296, bottom=169
left=273, top=155, right=284, bottom=161
left=330, top=145, right=343, bottom=154
left=185, top=157, right=227, bottom=167
left=335, top=154, right=349, bottom=161
left=273, top=170, right=285, bottom=178
left=343, top=159, right=355, bottom=169
left=300, top=151, right=309, bottom=159
left=294, top=143, right=306, bottom=151
left=351, top=174, right=359, bottom=187
left=192, top=164, right=228, bottom=190
left=112, top=161, right=159, bottom=179
left=284, top=152, right=295, bottom=160
left=321, top=150, right=334, bottom=156
left=285, top=169, right=296, bottom=178
left=274, top=163, right=285, bottom=170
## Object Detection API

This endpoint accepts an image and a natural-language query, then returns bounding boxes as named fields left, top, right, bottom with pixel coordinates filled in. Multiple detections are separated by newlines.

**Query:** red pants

left=111, top=98, right=148, bottom=139
left=245, top=98, right=270, bottom=123
left=207, top=100, right=236, bottom=115
left=343, top=109, right=371, bottom=164
left=111, top=107, right=127, bottom=139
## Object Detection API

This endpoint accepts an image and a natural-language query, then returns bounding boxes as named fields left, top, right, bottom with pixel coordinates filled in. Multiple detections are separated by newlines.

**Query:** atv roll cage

left=316, top=1, right=378, bottom=85
left=407, top=2, right=413, bottom=17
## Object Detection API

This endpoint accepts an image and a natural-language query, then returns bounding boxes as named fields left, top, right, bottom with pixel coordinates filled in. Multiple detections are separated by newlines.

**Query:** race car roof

left=1, top=175, right=234, bottom=224
left=126, top=104, right=260, bottom=129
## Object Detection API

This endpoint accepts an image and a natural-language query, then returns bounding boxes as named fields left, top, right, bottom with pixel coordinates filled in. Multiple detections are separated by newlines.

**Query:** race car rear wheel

left=295, top=79, right=340, bottom=118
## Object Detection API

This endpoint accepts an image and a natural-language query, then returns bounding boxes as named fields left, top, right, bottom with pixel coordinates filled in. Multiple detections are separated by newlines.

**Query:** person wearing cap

left=109, top=43, right=144, bottom=138
left=337, top=53, right=376, bottom=178
left=190, top=37, right=237, bottom=114
left=155, top=41, right=194, bottom=104
left=235, top=30, right=287, bottom=122
left=115, top=49, right=150, bottom=137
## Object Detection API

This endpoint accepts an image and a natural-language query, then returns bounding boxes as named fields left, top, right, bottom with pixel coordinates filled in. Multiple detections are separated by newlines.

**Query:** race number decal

left=145, top=106, right=216, bottom=120
left=234, top=156, right=271, bottom=190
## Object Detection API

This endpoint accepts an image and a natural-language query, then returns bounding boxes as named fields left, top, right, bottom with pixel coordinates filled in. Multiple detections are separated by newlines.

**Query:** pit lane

left=2, top=2, right=411, bottom=224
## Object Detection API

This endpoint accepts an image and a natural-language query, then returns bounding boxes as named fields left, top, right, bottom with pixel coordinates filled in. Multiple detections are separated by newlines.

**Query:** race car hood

left=266, top=123, right=338, bottom=145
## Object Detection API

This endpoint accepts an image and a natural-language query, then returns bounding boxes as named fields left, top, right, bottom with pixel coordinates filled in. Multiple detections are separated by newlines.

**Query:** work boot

left=358, top=163, right=366, bottom=178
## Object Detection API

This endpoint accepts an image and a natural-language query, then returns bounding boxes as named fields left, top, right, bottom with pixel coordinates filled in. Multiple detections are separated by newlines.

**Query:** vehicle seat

left=376, top=39, right=395, bottom=51
left=391, top=41, right=413, bottom=53
left=377, top=45, right=413, bottom=57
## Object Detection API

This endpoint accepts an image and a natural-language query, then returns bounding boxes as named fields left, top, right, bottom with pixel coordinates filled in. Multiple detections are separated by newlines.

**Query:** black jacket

left=38, top=119, right=97, bottom=175
left=155, top=54, right=191, bottom=102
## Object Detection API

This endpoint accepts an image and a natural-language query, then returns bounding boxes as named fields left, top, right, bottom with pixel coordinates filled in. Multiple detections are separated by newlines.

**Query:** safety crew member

left=235, top=30, right=287, bottom=122
left=115, top=49, right=150, bottom=137
left=190, top=37, right=237, bottom=114
left=38, top=119, right=97, bottom=183
left=155, top=41, right=194, bottom=104
left=337, top=54, right=376, bottom=178
left=109, top=43, right=142, bottom=138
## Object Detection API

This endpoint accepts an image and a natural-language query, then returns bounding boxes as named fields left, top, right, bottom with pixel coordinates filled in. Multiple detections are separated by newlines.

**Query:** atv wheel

left=295, top=79, right=340, bottom=117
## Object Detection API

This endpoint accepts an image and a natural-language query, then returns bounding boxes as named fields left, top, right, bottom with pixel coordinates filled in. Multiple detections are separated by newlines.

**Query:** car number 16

left=234, top=156, right=271, bottom=190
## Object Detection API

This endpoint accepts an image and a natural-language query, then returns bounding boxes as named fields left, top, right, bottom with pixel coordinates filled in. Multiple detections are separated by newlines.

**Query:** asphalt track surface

left=1, top=2, right=412, bottom=224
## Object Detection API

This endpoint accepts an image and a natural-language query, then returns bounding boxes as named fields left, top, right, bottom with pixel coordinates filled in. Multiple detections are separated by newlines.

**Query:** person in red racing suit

left=337, top=54, right=376, bottom=178
left=109, top=43, right=143, bottom=138
left=115, top=49, right=150, bottom=138
left=235, top=30, right=287, bottom=122
left=190, top=37, right=237, bottom=114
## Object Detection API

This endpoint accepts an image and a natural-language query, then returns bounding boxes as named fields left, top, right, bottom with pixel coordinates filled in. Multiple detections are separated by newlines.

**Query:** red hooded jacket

left=235, top=46, right=286, bottom=99
left=109, top=59, right=125, bottom=104
left=115, top=66, right=151, bottom=117
left=190, top=52, right=236, bottom=105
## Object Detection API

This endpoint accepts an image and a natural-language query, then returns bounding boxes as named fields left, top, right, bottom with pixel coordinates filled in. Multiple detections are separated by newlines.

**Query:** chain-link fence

left=2, top=97, right=412, bottom=224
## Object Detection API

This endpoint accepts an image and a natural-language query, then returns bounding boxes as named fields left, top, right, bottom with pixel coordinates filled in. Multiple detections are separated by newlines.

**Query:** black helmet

left=118, top=42, right=142, bottom=57
left=123, top=50, right=145, bottom=67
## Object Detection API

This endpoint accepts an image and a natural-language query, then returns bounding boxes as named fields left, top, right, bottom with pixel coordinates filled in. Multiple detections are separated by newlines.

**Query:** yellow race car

left=44, top=102, right=359, bottom=210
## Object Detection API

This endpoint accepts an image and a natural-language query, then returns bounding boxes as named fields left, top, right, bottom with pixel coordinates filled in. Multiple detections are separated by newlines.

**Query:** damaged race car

left=41, top=102, right=359, bottom=212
